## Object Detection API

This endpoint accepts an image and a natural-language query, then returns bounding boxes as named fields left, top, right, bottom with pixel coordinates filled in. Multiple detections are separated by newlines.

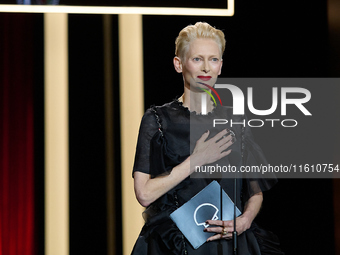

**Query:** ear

left=218, top=59, right=223, bottom=75
left=173, top=56, right=183, bottom=73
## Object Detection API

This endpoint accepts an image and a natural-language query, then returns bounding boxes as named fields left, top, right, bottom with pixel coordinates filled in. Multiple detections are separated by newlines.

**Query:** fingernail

left=203, top=228, right=207, bottom=232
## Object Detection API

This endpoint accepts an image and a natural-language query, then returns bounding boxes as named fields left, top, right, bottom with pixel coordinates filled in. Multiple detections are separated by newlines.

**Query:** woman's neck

left=181, top=86, right=214, bottom=114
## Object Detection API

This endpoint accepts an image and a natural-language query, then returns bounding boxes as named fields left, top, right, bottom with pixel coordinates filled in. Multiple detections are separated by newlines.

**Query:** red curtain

left=0, top=13, right=35, bottom=255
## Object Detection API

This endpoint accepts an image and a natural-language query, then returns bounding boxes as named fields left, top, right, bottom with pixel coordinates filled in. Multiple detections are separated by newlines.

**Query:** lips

left=197, top=76, right=212, bottom=81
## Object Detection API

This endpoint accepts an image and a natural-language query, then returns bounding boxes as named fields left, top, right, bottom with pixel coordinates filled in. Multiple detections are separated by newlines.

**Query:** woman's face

left=177, top=38, right=223, bottom=90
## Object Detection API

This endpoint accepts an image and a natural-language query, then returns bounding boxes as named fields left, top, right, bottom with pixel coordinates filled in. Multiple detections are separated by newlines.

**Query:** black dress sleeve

left=133, top=107, right=177, bottom=178
left=132, top=108, right=159, bottom=176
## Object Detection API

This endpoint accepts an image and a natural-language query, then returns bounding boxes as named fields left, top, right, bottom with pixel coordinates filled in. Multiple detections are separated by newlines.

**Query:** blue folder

left=170, top=181, right=241, bottom=249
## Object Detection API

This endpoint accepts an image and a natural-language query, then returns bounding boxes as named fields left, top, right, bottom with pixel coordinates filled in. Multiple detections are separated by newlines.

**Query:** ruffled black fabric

left=132, top=100, right=284, bottom=255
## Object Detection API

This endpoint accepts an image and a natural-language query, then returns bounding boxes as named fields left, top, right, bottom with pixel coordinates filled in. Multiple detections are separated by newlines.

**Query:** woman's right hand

left=191, top=129, right=234, bottom=172
left=134, top=129, right=234, bottom=207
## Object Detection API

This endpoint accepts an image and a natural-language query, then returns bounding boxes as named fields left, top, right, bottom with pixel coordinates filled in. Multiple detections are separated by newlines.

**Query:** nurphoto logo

left=195, top=78, right=312, bottom=128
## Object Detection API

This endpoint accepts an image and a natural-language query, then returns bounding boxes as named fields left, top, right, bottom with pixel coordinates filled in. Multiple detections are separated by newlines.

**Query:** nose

left=202, top=60, right=210, bottom=73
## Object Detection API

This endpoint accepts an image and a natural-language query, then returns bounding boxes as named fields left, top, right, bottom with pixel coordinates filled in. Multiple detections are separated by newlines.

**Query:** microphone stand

left=222, top=167, right=238, bottom=255
left=233, top=176, right=238, bottom=255
left=219, top=184, right=223, bottom=255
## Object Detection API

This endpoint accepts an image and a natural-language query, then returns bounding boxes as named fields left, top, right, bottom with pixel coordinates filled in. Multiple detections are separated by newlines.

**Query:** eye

left=193, top=57, right=201, bottom=61
left=212, top=58, right=219, bottom=62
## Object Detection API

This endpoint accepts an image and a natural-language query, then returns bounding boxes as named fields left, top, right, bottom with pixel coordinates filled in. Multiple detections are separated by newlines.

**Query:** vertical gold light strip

left=103, top=14, right=116, bottom=255
left=118, top=14, right=144, bottom=255
left=44, top=13, right=69, bottom=255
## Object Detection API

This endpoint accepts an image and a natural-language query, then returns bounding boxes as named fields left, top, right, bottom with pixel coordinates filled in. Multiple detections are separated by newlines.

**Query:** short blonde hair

left=175, top=22, right=226, bottom=60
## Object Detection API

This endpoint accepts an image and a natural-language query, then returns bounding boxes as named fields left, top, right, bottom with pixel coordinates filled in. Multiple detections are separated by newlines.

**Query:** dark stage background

left=1, top=0, right=340, bottom=254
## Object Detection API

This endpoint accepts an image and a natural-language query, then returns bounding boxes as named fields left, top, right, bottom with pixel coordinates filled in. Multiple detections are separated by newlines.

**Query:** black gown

left=132, top=100, right=284, bottom=255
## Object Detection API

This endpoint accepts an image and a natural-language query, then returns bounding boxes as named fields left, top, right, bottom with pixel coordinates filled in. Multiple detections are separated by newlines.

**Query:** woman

left=132, top=22, right=283, bottom=254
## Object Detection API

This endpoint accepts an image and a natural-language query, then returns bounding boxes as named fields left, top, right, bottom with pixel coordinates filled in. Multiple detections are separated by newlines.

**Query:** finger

left=216, top=134, right=232, bottom=146
left=208, top=219, right=232, bottom=227
left=229, top=129, right=236, bottom=139
left=219, top=149, right=232, bottom=159
left=207, top=234, right=224, bottom=242
left=218, top=128, right=230, bottom=136
left=221, top=220, right=233, bottom=227
left=197, top=130, right=210, bottom=143
left=221, top=232, right=233, bottom=239
left=205, top=220, right=224, bottom=226
left=204, top=226, right=223, bottom=233
left=218, top=129, right=237, bottom=144
left=213, top=129, right=229, bottom=142
left=218, top=137, right=234, bottom=150
left=223, top=233, right=232, bottom=239
left=204, top=226, right=233, bottom=233
left=206, top=232, right=232, bottom=242
left=219, top=144, right=235, bottom=154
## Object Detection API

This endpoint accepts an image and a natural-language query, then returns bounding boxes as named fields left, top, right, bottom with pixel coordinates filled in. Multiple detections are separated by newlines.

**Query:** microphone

left=218, top=150, right=241, bottom=254
left=228, top=150, right=241, bottom=255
